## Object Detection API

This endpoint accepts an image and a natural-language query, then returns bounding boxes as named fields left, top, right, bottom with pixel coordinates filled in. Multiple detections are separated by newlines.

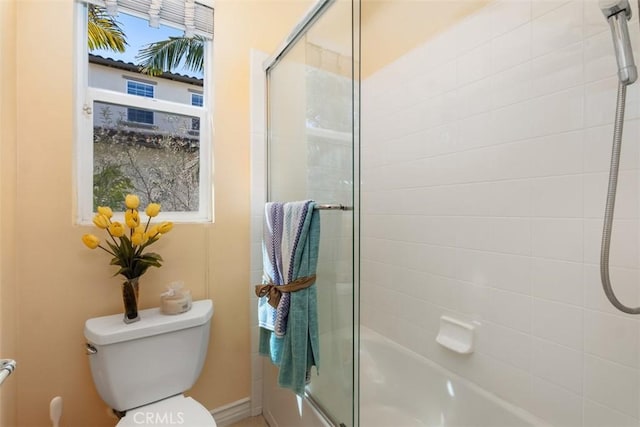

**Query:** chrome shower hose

left=600, top=81, right=640, bottom=314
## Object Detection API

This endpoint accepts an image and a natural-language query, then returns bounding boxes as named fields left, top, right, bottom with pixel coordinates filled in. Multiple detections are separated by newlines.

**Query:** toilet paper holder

left=0, top=359, right=16, bottom=386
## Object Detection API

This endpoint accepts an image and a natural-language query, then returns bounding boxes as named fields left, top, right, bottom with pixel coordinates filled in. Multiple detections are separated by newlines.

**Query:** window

left=126, top=81, right=155, bottom=124
left=126, top=108, right=154, bottom=125
left=191, top=93, right=203, bottom=107
left=127, top=81, right=154, bottom=98
left=76, top=0, right=214, bottom=223
left=191, top=93, right=203, bottom=131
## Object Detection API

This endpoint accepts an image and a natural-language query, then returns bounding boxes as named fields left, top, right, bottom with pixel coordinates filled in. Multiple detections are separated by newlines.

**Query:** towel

left=258, top=202, right=284, bottom=332
left=275, top=201, right=312, bottom=337
left=258, top=200, right=320, bottom=395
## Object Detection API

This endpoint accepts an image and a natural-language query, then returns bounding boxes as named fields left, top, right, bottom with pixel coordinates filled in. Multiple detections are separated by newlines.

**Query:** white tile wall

left=361, top=0, right=640, bottom=425
left=532, top=337, right=583, bottom=394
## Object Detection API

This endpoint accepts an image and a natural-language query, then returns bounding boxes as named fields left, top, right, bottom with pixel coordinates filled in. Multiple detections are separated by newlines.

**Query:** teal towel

left=259, top=201, right=320, bottom=395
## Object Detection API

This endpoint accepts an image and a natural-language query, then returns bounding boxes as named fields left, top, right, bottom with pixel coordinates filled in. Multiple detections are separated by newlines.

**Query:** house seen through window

left=126, top=80, right=155, bottom=125
left=191, top=93, right=203, bottom=131
left=76, top=0, right=214, bottom=223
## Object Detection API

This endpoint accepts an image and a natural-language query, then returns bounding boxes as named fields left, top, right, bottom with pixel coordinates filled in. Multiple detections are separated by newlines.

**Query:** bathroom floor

left=228, top=415, right=268, bottom=427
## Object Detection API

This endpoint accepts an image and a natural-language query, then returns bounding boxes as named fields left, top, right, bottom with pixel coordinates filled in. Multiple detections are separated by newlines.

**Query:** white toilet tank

left=84, top=299, right=214, bottom=412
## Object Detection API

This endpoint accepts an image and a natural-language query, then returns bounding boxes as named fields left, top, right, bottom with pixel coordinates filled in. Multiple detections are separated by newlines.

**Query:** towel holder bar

left=314, top=204, right=352, bottom=211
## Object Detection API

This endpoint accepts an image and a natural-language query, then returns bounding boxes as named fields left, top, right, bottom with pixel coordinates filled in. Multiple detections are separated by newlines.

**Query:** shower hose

left=600, top=81, right=640, bottom=314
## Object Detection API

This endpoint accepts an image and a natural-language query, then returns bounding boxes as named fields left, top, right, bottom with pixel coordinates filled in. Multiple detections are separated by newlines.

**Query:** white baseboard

left=210, top=397, right=251, bottom=427
left=262, top=407, right=279, bottom=427
left=250, top=404, right=262, bottom=417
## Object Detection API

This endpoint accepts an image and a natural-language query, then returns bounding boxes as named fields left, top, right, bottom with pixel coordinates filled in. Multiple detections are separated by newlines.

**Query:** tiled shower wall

left=361, top=1, right=640, bottom=426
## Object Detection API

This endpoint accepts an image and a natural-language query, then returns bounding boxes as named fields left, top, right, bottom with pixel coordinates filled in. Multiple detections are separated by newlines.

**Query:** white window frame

left=74, top=2, right=214, bottom=224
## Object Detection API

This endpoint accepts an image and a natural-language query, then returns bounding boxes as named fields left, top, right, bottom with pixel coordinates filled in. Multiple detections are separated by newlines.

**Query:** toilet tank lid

left=84, top=299, right=213, bottom=346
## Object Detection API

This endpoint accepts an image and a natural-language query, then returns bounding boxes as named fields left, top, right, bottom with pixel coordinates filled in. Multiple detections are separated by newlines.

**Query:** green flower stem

left=134, top=216, right=152, bottom=256
left=129, top=208, right=134, bottom=238
left=97, top=244, right=116, bottom=256
left=106, top=226, right=119, bottom=248
left=135, top=234, right=157, bottom=256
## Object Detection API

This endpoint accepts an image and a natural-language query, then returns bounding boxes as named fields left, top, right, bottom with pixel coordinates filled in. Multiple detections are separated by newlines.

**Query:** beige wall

left=0, top=0, right=311, bottom=426
left=191, top=0, right=313, bottom=410
left=0, top=0, right=18, bottom=425
left=361, top=0, right=490, bottom=77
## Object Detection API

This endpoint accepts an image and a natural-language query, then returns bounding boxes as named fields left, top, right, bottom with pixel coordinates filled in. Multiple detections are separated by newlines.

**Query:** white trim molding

left=210, top=397, right=251, bottom=427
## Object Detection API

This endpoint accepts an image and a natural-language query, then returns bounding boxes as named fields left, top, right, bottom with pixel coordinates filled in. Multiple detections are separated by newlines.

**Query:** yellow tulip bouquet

left=81, top=194, right=173, bottom=280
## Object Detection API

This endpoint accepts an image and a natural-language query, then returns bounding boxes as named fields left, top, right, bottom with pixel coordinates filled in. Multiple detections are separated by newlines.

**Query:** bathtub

left=359, top=328, right=547, bottom=427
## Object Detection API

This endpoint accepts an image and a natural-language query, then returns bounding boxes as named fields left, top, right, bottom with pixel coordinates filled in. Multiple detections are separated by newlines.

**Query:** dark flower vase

left=122, top=277, right=140, bottom=324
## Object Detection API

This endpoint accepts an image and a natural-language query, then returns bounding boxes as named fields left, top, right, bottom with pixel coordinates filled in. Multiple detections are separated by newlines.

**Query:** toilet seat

left=117, top=395, right=216, bottom=426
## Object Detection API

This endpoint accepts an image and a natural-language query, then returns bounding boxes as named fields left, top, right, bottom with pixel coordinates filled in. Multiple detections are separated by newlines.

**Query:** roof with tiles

left=88, top=54, right=203, bottom=87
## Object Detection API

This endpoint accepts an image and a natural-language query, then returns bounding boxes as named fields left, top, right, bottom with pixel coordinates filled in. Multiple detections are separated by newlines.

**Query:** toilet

left=84, top=299, right=216, bottom=426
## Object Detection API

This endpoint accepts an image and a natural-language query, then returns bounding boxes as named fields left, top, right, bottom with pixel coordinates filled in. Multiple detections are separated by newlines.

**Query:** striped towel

left=275, top=201, right=313, bottom=337
left=258, top=202, right=284, bottom=332
left=258, top=200, right=320, bottom=395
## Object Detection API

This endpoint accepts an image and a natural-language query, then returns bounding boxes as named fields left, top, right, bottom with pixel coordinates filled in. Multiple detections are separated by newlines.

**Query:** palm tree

left=87, top=4, right=127, bottom=53
left=136, top=36, right=205, bottom=76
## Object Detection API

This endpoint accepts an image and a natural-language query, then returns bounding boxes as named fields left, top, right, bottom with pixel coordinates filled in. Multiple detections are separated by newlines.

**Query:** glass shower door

left=265, top=1, right=358, bottom=425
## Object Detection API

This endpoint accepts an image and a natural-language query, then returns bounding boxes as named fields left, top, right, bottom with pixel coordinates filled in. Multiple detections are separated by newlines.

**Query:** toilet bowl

left=116, top=395, right=215, bottom=426
left=84, top=299, right=216, bottom=426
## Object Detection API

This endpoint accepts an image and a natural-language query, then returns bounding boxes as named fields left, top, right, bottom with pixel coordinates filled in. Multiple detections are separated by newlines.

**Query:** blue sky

left=90, top=11, right=202, bottom=78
